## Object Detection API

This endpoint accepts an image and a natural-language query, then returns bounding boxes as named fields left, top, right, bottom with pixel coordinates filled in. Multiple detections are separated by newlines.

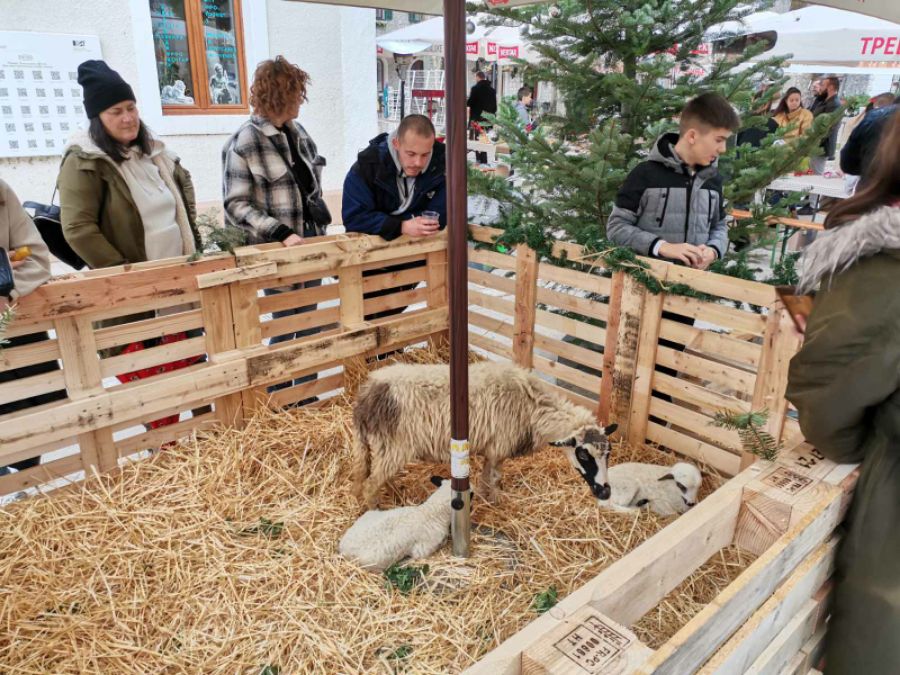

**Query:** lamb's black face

left=553, top=424, right=616, bottom=501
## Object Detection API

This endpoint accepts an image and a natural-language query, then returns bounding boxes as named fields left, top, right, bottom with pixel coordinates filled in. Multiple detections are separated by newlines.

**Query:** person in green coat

left=58, top=60, right=200, bottom=269
left=786, top=111, right=900, bottom=675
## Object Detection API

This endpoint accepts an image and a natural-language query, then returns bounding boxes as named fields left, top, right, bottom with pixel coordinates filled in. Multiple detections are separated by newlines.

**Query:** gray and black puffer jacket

left=606, top=133, right=729, bottom=259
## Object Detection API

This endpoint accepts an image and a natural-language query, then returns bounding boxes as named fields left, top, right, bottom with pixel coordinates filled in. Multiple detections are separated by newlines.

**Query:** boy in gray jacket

left=607, top=92, right=739, bottom=269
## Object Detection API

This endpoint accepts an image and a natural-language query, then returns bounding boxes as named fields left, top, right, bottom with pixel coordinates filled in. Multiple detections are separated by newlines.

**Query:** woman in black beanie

left=58, top=60, right=200, bottom=269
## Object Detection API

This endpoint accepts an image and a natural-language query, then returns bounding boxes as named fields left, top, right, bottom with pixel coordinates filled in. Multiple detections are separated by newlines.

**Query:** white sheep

left=351, top=361, right=616, bottom=509
left=339, top=476, right=453, bottom=572
left=596, top=462, right=702, bottom=516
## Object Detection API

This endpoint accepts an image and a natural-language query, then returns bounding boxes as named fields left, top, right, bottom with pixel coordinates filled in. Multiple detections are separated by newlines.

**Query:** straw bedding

left=0, top=348, right=754, bottom=673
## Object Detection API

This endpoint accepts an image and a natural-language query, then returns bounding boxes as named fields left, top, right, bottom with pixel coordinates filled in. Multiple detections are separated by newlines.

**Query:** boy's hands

left=657, top=242, right=718, bottom=270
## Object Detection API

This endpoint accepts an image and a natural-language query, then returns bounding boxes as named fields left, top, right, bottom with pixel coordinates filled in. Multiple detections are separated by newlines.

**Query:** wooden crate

left=0, top=227, right=856, bottom=674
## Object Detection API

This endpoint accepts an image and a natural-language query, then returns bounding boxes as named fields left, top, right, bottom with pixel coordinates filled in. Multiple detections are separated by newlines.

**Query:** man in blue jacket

left=342, top=114, right=446, bottom=320
left=343, top=114, right=446, bottom=240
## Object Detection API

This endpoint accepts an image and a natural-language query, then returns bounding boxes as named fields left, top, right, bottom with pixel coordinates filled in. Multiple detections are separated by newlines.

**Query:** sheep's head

left=551, top=424, right=617, bottom=501
left=658, top=462, right=702, bottom=508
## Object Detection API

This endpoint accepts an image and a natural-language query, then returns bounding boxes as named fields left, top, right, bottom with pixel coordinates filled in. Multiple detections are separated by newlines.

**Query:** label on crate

left=790, top=446, right=826, bottom=471
left=553, top=613, right=631, bottom=672
left=450, top=438, right=470, bottom=478
left=763, top=466, right=815, bottom=495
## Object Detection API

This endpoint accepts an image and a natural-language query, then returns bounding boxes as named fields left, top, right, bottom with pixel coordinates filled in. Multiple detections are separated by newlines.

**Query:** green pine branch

left=712, top=409, right=783, bottom=461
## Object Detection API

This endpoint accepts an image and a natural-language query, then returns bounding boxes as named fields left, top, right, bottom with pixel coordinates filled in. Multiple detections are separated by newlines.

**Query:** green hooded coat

left=786, top=204, right=900, bottom=675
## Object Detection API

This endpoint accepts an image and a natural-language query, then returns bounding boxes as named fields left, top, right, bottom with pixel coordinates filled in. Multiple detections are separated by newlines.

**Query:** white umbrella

left=708, top=6, right=900, bottom=66
left=805, top=0, right=900, bottom=24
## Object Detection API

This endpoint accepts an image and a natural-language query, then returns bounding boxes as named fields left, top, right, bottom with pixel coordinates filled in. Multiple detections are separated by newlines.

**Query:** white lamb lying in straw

left=339, top=476, right=455, bottom=572
left=597, top=462, right=702, bottom=516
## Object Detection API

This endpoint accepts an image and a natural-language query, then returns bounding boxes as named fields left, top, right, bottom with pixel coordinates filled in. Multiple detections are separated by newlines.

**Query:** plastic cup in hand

left=421, top=210, right=440, bottom=226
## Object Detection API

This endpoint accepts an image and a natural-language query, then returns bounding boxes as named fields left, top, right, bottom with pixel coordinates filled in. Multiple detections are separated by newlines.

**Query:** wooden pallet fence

left=0, top=233, right=449, bottom=497
left=464, top=441, right=857, bottom=675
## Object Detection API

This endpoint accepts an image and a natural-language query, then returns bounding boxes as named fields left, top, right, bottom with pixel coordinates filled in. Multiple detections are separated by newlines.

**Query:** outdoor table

left=766, top=174, right=852, bottom=200
left=467, top=139, right=497, bottom=164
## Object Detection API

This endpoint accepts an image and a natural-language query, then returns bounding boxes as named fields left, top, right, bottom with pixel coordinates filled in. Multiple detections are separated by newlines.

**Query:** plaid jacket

left=222, top=116, right=327, bottom=244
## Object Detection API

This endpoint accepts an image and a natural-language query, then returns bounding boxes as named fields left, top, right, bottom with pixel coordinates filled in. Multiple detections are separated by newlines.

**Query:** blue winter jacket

left=342, top=133, right=446, bottom=240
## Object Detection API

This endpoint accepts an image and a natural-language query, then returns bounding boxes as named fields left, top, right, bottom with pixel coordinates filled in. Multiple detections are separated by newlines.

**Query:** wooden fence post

left=627, top=283, right=667, bottom=447
left=747, top=301, right=803, bottom=470
left=600, top=272, right=648, bottom=440
left=230, top=281, right=264, bottom=418
left=200, top=285, right=244, bottom=428
left=53, top=316, right=119, bottom=474
left=339, top=266, right=365, bottom=329
left=426, top=249, right=449, bottom=349
left=512, top=244, right=539, bottom=369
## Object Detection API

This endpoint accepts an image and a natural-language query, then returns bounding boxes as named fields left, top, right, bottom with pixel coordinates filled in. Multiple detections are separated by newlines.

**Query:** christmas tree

left=469, top=0, right=842, bottom=280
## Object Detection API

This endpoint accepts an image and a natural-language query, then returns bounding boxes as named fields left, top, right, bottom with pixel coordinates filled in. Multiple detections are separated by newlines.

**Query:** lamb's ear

left=550, top=438, right=577, bottom=447
left=658, top=473, right=675, bottom=482
left=604, top=423, right=618, bottom=436
left=430, top=475, right=445, bottom=487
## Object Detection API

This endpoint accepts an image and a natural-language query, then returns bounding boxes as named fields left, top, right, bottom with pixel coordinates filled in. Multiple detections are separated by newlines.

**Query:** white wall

left=0, top=0, right=376, bottom=208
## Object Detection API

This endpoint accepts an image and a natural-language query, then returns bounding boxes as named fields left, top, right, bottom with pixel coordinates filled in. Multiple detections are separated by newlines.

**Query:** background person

left=808, top=76, right=842, bottom=175
left=222, top=56, right=331, bottom=399
left=467, top=71, right=497, bottom=163
left=772, top=87, right=814, bottom=140
left=786, top=111, right=900, bottom=675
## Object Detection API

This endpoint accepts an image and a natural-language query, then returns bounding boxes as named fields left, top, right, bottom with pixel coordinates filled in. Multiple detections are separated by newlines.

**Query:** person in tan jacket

left=0, top=178, right=64, bottom=476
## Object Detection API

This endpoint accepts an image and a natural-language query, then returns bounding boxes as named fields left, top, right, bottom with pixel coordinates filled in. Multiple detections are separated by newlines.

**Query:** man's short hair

left=517, top=86, right=532, bottom=101
left=397, top=114, right=436, bottom=141
left=872, top=92, right=896, bottom=109
left=475, top=71, right=487, bottom=80
left=679, top=92, right=740, bottom=134
left=822, top=76, right=841, bottom=93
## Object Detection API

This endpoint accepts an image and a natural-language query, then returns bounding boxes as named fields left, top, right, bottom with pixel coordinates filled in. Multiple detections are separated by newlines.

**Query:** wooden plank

left=535, top=308, right=606, bottom=346
left=468, top=266, right=516, bottom=295
left=699, top=539, right=836, bottom=674
left=99, top=336, right=206, bottom=380
left=195, top=261, right=278, bottom=288
left=256, top=283, right=339, bottom=316
left=247, top=307, right=448, bottom=387
left=658, top=318, right=761, bottom=369
left=366, top=263, right=428, bottom=295
left=628, top=289, right=665, bottom=447
left=785, top=623, right=827, bottom=675
left=0, top=368, right=66, bottom=408
left=200, top=285, right=244, bottom=428
left=85, top=293, right=202, bottom=325
left=53, top=315, right=117, bottom=472
left=238, top=232, right=447, bottom=279
left=745, top=600, right=822, bottom=675
left=13, top=257, right=233, bottom=323
left=362, top=287, right=427, bottom=316
left=537, top=261, right=612, bottom=296
left=653, top=372, right=752, bottom=416
left=469, top=246, right=517, bottom=271
left=339, top=266, right=365, bottom=329
left=536, top=285, right=609, bottom=323
left=0, top=360, right=249, bottom=461
left=260, top=307, right=340, bottom=341
left=649, top=397, right=743, bottom=453
left=533, top=333, right=601, bottom=372
left=425, top=249, right=448, bottom=308
left=646, top=421, right=742, bottom=476
left=267, top=371, right=344, bottom=409
left=598, top=272, right=624, bottom=426
left=93, top=309, right=204, bottom=351
left=532, top=354, right=602, bottom=397
left=2, top=319, right=53, bottom=340
left=603, top=273, right=646, bottom=435
left=521, top=605, right=653, bottom=674
left=513, top=244, right=539, bottom=368
left=663, top=294, right=769, bottom=336
left=469, top=288, right=516, bottom=318
left=115, top=412, right=218, bottom=456
left=638, top=483, right=843, bottom=675
left=468, top=331, right=513, bottom=360
left=0, top=336, right=61, bottom=370
left=465, top=465, right=759, bottom=675
left=748, top=304, right=802, bottom=469
left=656, top=344, right=756, bottom=397
left=665, top=264, right=776, bottom=308
left=0, top=451, right=83, bottom=496
left=469, top=309, right=515, bottom=340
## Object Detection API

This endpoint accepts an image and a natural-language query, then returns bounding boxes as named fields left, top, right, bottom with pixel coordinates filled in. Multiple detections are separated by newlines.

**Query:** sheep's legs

left=361, top=450, right=409, bottom=510
left=478, top=459, right=503, bottom=504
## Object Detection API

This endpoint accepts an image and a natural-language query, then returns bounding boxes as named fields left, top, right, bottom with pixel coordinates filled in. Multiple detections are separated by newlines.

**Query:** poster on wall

left=0, top=31, right=102, bottom=158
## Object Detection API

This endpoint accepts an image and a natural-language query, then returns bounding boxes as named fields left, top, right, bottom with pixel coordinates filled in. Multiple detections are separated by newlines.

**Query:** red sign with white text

left=486, top=0, right=511, bottom=5
left=487, top=42, right=497, bottom=55
left=498, top=45, right=519, bottom=59
left=466, top=41, right=479, bottom=55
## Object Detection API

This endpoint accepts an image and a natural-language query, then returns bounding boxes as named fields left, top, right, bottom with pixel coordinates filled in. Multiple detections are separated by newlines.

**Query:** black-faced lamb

left=595, top=462, right=702, bottom=516
left=339, top=476, right=453, bottom=571
left=351, top=361, right=616, bottom=509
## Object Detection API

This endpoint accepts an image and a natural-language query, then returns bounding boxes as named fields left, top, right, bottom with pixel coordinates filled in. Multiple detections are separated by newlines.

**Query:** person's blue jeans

left=264, top=279, right=323, bottom=395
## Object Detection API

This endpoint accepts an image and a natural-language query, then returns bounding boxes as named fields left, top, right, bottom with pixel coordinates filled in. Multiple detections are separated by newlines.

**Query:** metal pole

left=443, top=0, right=470, bottom=557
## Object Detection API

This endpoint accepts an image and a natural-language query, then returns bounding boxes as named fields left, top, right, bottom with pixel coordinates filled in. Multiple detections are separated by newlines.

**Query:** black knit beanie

left=77, top=60, right=136, bottom=118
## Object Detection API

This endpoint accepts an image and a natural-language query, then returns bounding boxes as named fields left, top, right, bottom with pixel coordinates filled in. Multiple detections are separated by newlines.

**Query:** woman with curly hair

left=222, top=56, right=331, bottom=400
